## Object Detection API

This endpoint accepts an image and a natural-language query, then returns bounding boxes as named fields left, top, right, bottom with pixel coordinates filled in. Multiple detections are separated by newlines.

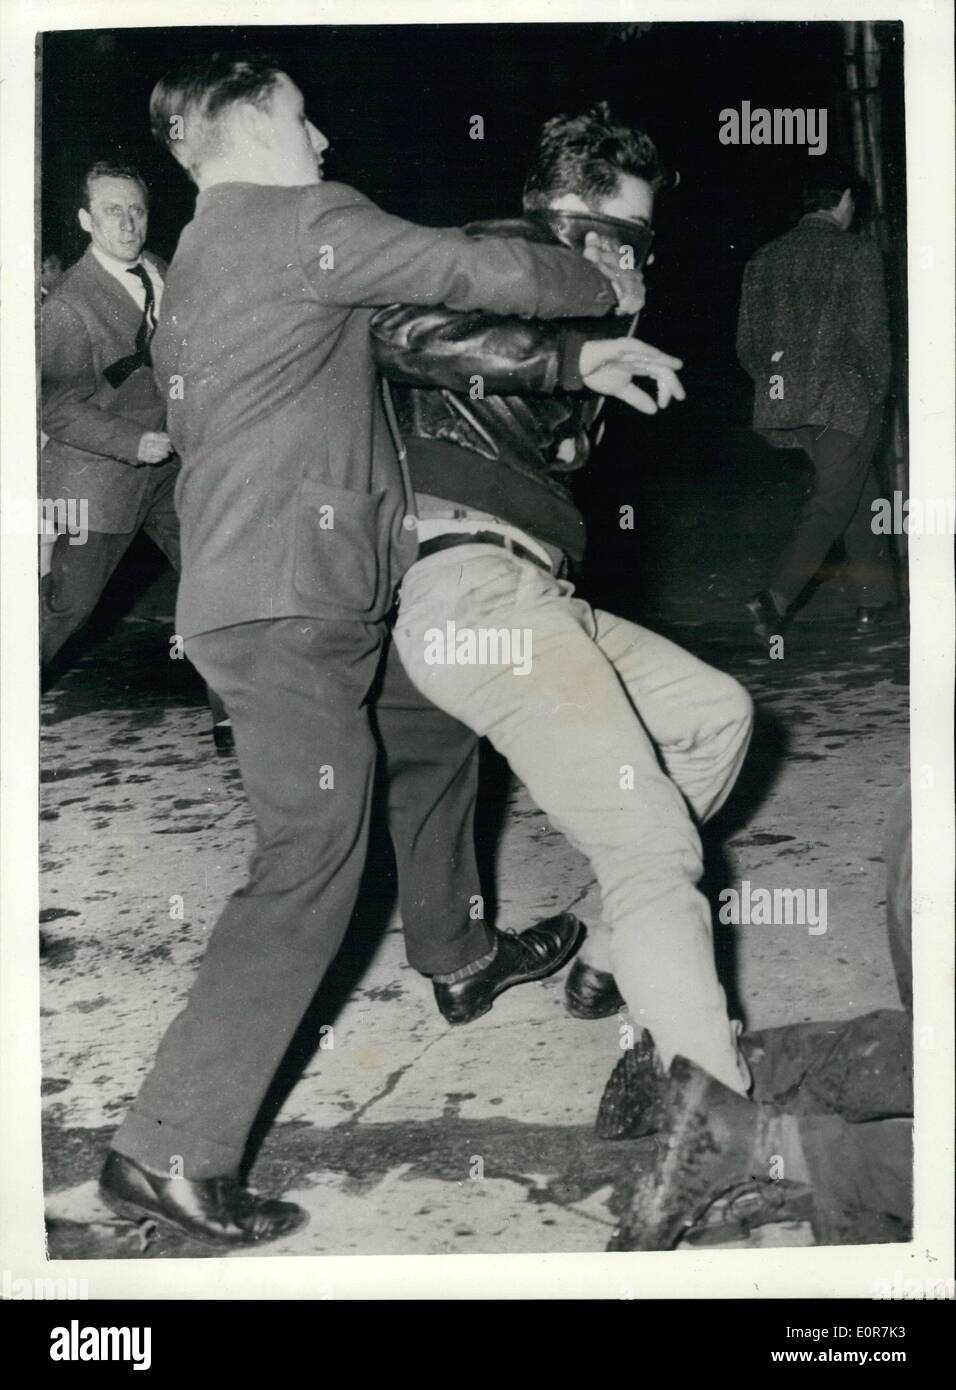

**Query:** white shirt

left=90, top=244, right=164, bottom=326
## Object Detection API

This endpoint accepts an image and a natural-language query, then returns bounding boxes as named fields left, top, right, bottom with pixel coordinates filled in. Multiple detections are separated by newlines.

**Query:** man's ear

left=78, top=208, right=92, bottom=235
left=232, top=100, right=270, bottom=152
left=166, top=139, right=192, bottom=172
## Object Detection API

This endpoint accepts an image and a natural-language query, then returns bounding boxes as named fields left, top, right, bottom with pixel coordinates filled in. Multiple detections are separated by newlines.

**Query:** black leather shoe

left=434, top=913, right=583, bottom=1025
left=212, top=721, right=235, bottom=756
left=595, top=1029, right=666, bottom=1139
left=745, top=590, right=787, bottom=642
left=99, top=1151, right=308, bottom=1246
left=565, top=958, right=625, bottom=1020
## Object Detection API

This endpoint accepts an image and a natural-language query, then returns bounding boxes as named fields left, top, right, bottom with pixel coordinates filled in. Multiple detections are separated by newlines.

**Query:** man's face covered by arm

left=545, top=170, right=657, bottom=317
left=371, top=164, right=684, bottom=416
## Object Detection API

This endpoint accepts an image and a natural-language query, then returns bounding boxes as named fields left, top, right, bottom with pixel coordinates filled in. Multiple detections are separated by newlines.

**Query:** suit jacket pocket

left=293, top=479, right=385, bottom=614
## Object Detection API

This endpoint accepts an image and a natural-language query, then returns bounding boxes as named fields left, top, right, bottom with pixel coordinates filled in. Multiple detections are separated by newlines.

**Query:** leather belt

left=417, top=530, right=555, bottom=573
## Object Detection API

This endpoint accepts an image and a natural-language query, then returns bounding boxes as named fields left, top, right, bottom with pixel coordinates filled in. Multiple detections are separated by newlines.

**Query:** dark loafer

left=565, top=958, right=626, bottom=1020
left=745, top=590, right=787, bottom=642
left=99, top=1151, right=308, bottom=1246
left=595, top=1028, right=666, bottom=1138
left=212, top=721, right=235, bottom=756
left=434, top=913, right=583, bottom=1025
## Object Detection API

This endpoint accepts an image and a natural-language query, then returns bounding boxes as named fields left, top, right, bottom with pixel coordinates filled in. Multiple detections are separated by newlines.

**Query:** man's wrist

left=561, top=331, right=589, bottom=392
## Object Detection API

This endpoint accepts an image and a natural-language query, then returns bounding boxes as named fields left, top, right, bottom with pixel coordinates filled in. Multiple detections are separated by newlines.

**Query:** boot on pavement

left=613, top=1054, right=778, bottom=1250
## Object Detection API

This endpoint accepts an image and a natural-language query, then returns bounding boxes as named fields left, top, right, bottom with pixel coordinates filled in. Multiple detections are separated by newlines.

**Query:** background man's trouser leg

left=372, top=634, right=494, bottom=976
left=395, top=549, right=750, bottom=1092
left=111, top=617, right=384, bottom=1179
left=41, top=470, right=227, bottom=725
left=41, top=528, right=135, bottom=664
left=769, top=409, right=891, bottom=612
left=842, top=462, right=898, bottom=609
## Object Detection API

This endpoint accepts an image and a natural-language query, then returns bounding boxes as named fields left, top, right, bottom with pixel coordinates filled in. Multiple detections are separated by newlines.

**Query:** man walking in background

left=40, top=160, right=231, bottom=749
left=736, top=161, right=896, bottom=639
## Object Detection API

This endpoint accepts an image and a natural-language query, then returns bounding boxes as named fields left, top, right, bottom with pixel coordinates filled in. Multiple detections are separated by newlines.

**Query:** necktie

left=103, top=263, right=158, bottom=389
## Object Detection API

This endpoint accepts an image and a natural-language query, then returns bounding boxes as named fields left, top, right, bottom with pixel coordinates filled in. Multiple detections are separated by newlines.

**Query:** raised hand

left=579, top=337, right=685, bottom=415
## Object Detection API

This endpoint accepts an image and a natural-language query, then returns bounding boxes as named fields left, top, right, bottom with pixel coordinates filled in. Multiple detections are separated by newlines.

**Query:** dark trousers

left=372, top=632, right=491, bottom=976
left=41, top=469, right=180, bottom=665
left=769, top=409, right=896, bottom=611
left=40, top=470, right=226, bottom=724
left=745, top=1010, right=912, bottom=1240
left=112, top=616, right=490, bottom=1178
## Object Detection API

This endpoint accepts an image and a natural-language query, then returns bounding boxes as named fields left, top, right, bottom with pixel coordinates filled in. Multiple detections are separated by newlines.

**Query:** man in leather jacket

left=372, top=105, right=756, bottom=1101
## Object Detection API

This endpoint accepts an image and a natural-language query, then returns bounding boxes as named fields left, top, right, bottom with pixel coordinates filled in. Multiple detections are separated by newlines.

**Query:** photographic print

left=1, top=0, right=952, bottom=1309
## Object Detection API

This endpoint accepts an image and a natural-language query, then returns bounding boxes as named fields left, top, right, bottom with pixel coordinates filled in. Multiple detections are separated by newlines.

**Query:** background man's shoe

left=855, top=605, right=888, bottom=631
left=595, top=1030, right=666, bottom=1138
left=745, top=590, right=787, bottom=642
left=99, top=1151, right=308, bottom=1246
left=212, top=720, right=235, bottom=756
left=565, top=958, right=625, bottom=1020
left=613, top=1055, right=775, bottom=1251
left=434, top=913, right=583, bottom=1025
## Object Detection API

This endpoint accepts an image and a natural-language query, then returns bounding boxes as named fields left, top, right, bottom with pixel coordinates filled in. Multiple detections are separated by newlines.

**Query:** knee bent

left=713, top=674, right=754, bottom=739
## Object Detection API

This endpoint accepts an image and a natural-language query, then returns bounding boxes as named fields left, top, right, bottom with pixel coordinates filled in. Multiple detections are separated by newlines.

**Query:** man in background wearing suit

left=40, top=161, right=230, bottom=747
left=99, top=52, right=643, bottom=1246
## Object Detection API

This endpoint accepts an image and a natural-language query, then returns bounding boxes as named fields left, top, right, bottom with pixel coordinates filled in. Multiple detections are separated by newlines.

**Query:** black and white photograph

left=1, top=0, right=952, bottom=1308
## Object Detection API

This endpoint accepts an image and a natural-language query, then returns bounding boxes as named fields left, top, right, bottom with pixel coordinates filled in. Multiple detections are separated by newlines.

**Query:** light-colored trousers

left=394, top=545, right=754, bottom=1093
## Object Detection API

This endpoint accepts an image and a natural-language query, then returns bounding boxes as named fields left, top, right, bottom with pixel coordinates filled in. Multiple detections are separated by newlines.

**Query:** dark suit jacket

left=41, top=247, right=176, bottom=532
left=153, top=181, right=617, bottom=640
left=736, top=216, right=891, bottom=445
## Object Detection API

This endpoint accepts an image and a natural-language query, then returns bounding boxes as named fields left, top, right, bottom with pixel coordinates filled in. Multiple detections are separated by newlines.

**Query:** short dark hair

left=523, top=103, right=669, bottom=214
left=150, top=51, right=284, bottom=174
left=800, top=159, right=861, bottom=214
left=79, top=161, right=149, bottom=211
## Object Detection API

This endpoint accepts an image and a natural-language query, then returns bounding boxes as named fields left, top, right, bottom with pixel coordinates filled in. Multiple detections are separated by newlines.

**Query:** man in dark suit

left=736, top=162, right=896, bottom=638
left=100, top=52, right=638, bottom=1245
left=40, top=161, right=230, bottom=744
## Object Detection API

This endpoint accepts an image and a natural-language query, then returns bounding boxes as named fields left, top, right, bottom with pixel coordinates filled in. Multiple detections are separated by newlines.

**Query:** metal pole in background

left=843, top=21, right=909, bottom=578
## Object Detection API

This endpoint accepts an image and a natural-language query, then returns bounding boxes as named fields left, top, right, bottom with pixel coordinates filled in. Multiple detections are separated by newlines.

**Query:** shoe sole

left=744, top=602, right=773, bottom=641
left=442, top=918, right=584, bottom=1026
left=626, top=1066, right=726, bottom=1250
left=99, top=1186, right=308, bottom=1246
left=565, top=996, right=626, bottom=1020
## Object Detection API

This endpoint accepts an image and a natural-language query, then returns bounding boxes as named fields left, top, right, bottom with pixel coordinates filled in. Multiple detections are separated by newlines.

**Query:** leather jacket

left=370, top=210, right=645, bottom=561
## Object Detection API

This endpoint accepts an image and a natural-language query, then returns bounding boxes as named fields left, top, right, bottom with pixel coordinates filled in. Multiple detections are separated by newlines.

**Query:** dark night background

left=38, top=22, right=907, bottom=621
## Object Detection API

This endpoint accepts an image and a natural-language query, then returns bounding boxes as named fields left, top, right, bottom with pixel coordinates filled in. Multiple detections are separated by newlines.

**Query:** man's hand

left=582, top=232, right=647, bottom=316
left=137, top=431, right=173, bottom=464
left=579, top=338, right=685, bottom=415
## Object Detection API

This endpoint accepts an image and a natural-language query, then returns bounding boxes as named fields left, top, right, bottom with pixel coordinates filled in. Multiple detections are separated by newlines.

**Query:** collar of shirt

left=798, top=212, right=842, bottom=231
left=90, top=244, right=164, bottom=315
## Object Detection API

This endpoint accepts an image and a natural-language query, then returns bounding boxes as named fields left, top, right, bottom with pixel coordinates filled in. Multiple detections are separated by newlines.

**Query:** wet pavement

left=38, top=420, right=909, bottom=1258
